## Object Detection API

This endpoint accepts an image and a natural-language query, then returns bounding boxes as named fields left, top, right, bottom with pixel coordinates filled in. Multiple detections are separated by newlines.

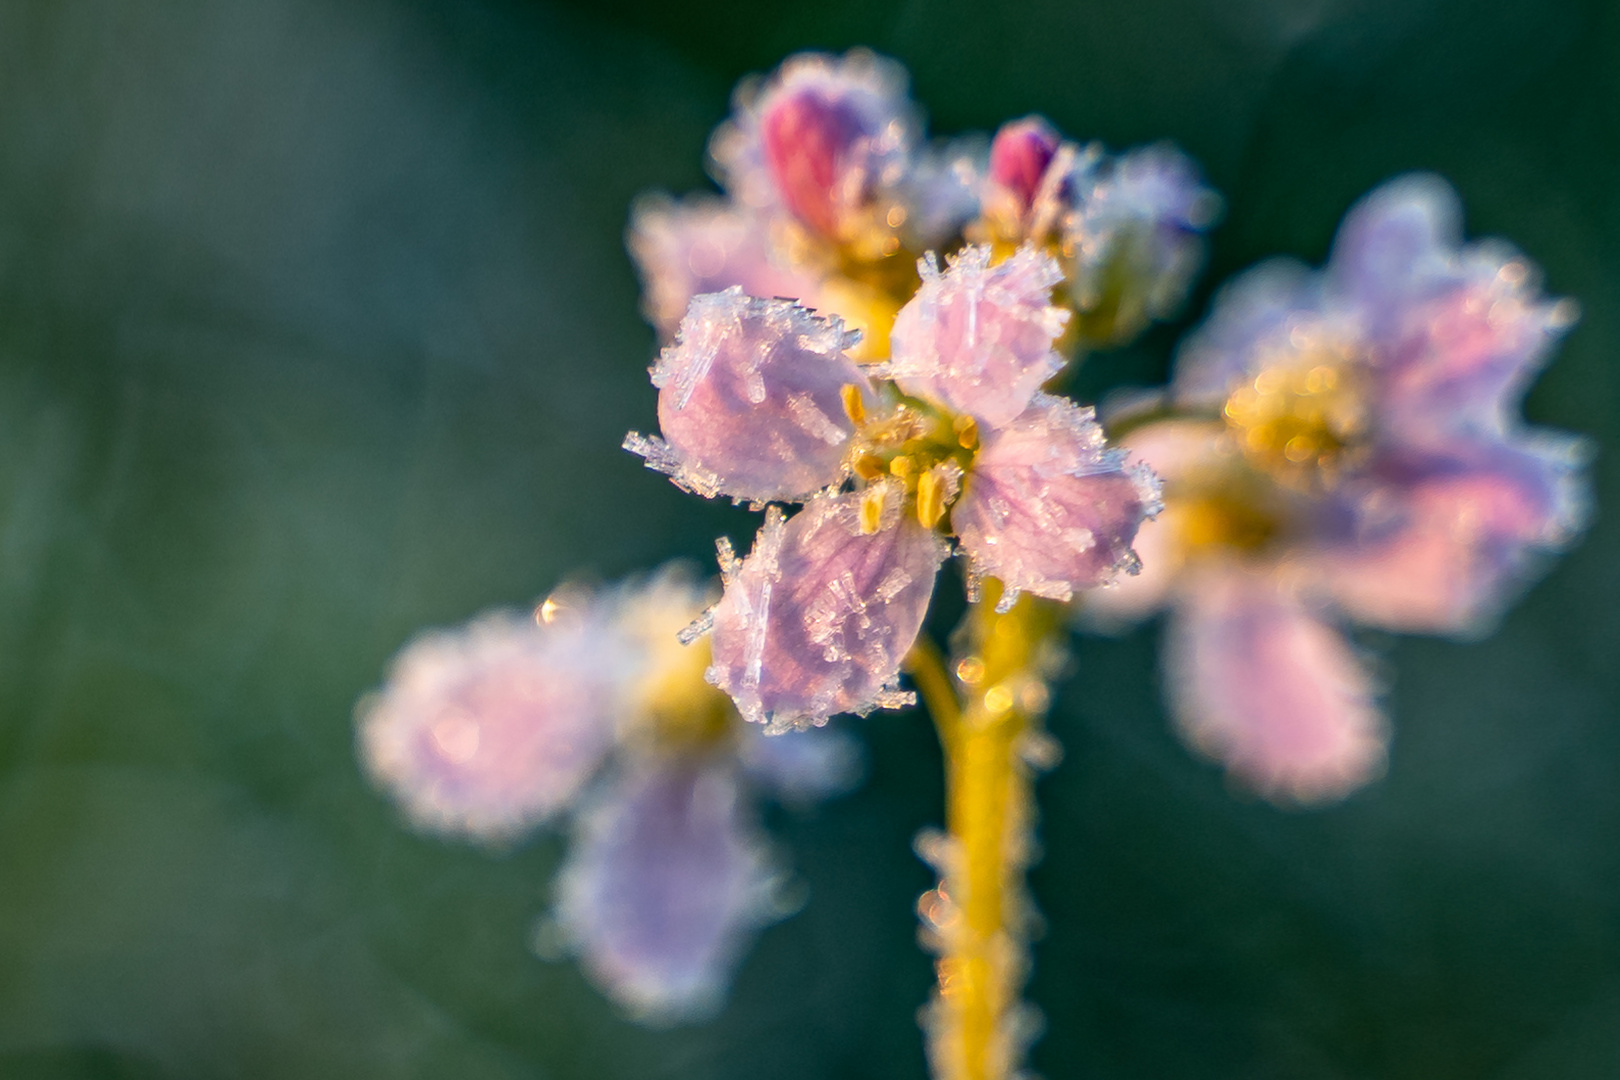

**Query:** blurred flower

left=635, top=244, right=1160, bottom=732
left=359, top=566, right=859, bottom=1022
left=1088, top=174, right=1589, bottom=802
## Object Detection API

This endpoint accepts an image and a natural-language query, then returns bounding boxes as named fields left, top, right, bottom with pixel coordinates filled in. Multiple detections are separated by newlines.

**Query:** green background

left=0, top=0, right=1616, bottom=1076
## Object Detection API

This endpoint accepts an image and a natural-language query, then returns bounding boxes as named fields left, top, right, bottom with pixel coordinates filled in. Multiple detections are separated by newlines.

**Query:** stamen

left=953, top=414, right=979, bottom=450
left=841, top=383, right=867, bottom=424
left=917, top=469, right=946, bottom=527
left=859, top=488, right=887, bottom=535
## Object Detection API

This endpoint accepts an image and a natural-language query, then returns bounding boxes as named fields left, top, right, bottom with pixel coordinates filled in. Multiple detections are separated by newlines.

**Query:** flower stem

left=910, top=582, right=1059, bottom=1080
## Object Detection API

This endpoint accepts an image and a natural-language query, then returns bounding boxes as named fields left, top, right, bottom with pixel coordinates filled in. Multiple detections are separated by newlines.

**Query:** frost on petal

left=886, top=245, right=1069, bottom=429
left=357, top=609, right=628, bottom=844
left=709, top=50, right=917, bottom=241
left=553, top=760, right=780, bottom=1024
left=628, top=195, right=823, bottom=340
left=1068, top=143, right=1221, bottom=346
left=737, top=723, right=863, bottom=805
left=1314, top=436, right=1591, bottom=635
left=633, top=288, right=869, bottom=503
left=1328, top=173, right=1462, bottom=322
left=1164, top=570, right=1387, bottom=803
left=707, top=484, right=948, bottom=731
left=954, top=396, right=1161, bottom=609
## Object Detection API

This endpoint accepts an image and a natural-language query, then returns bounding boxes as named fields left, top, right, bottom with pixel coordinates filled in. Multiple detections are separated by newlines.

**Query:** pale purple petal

left=357, top=609, right=627, bottom=843
left=1312, top=438, right=1590, bottom=634
left=709, top=50, right=916, bottom=241
left=707, top=483, right=948, bottom=732
left=1165, top=570, right=1387, bottom=803
left=886, top=245, right=1069, bottom=428
left=1328, top=173, right=1462, bottom=323
left=553, top=759, right=779, bottom=1024
left=1068, top=143, right=1221, bottom=345
left=737, top=724, right=863, bottom=805
left=628, top=195, right=824, bottom=340
left=626, top=288, right=870, bottom=503
left=953, top=396, right=1161, bottom=609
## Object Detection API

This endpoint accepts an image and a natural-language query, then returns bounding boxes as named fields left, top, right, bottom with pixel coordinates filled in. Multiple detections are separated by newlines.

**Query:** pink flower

left=1089, top=174, right=1589, bottom=802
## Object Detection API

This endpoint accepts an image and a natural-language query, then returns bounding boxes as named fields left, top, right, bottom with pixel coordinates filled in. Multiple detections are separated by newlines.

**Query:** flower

left=358, top=567, right=860, bottom=1021
left=1087, top=174, right=1589, bottom=802
left=634, top=244, right=1161, bottom=732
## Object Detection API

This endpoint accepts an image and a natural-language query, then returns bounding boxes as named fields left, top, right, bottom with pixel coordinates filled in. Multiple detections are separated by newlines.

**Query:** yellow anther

left=853, top=454, right=885, bottom=481
left=841, top=383, right=867, bottom=425
left=953, top=414, right=979, bottom=450
left=889, top=455, right=915, bottom=479
left=859, top=488, right=887, bottom=535
left=917, top=469, right=946, bottom=528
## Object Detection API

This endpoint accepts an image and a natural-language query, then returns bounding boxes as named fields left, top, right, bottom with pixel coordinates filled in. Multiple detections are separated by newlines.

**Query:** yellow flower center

left=1221, top=344, right=1369, bottom=488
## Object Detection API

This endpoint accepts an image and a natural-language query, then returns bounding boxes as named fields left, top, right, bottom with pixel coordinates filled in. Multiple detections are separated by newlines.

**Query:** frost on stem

left=628, top=288, right=871, bottom=504
left=705, top=483, right=948, bottom=732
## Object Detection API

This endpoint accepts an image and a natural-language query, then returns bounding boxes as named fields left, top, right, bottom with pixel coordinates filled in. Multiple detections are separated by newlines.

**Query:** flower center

left=842, top=387, right=977, bottom=530
left=1221, top=345, right=1369, bottom=488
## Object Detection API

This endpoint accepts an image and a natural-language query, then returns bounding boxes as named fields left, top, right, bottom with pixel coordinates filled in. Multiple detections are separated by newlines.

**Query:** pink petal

left=628, top=288, right=870, bottom=503
left=357, top=609, right=627, bottom=843
left=887, top=245, right=1069, bottom=429
left=706, top=483, right=947, bottom=731
left=553, top=759, right=778, bottom=1023
left=628, top=195, right=824, bottom=340
left=987, top=116, right=1063, bottom=216
left=953, top=396, right=1160, bottom=609
left=1165, top=569, right=1387, bottom=803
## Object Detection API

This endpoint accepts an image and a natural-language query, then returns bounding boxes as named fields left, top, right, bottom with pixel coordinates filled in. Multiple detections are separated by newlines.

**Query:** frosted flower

left=1067, top=143, right=1221, bottom=345
left=360, top=566, right=862, bottom=1021
left=886, top=245, right=1071, bottom=429
left=553, top=758, right=781, bottom=1025
left=977, top=116, right=1096, bottom=246
left=707, top=482, right=949, bottom=732
left=710, top=49, right=917, bottom=248
left=646, top=246, right=1159, bottom=731
left=953, top=395, right=1162, bottom=604
left=625, top=288, right=871, bottom=503
left=357, top=605, right=629, bottom=844
left=628, top=195, right=823, bottom=340
left=1089, top=174, right=1589, bottom=802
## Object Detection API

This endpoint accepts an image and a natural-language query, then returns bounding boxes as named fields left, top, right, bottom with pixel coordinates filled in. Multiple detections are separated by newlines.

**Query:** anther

left=841, top=383, right=866, bottom=425
left=953, top=414, right=979, bottom=450
left=859, top=488, right=887, bottom=535
left=917, top=469, right=946, bottom=528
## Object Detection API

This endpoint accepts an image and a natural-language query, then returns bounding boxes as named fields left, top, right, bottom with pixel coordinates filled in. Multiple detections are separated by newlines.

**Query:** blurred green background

left=0, top=0, right=1615, bottom=1076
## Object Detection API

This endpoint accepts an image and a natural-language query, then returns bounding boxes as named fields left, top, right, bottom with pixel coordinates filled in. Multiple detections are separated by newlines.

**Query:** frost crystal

left=953, top=395, right=1160, bottom=608
left=706, top=484, right=948, bottom=731
left=886, top=245, right=1070, bottom=429
left=634, top=288, right=870, bottom=504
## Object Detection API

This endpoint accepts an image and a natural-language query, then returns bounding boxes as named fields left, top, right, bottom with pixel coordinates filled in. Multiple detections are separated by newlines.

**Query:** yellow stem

left=909, top=582, right=1059, bottom=1080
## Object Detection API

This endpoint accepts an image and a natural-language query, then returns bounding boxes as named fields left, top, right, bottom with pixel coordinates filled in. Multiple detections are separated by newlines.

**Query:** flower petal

left=357, top=609, right=626, bottom=843
left=886, top=245, right=1069, bottom=429
left=553, top=759, right=779, bottom=1024
left=737, top=724, right=863, bottom=805
left=953, top=396, right=1160, bottom=609
left=1328, top=173, right=1462, bottom=322
left=628, top=195, right=824, bottom=340
left=707, top=482, right=948, bottom=731
left=1170, top=257, right=1318, bottom=410
left=1164, top=569, right=1387, bottom=803
left=628, top=288, right=869, bottom=503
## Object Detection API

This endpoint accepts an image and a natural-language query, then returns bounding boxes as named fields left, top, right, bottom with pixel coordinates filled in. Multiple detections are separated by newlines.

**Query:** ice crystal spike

left=357, top=608, right=628, bottom=844
left=953, top=396, right=1160, bottom=606
left=640, top=288, right=871, bottom=504
left=1067, top=142, right=1220, bottom=345
left=1088, top=173, right=1590, bottom=803
left=628, top=194, right=822, bottom=340
left=710, top=49, right=917, bottom=243
left=886, top=245, right=1070, bottom=429
left=553, top=760, right=781, bottom=1024
left=1166, top=572, right=1387, bottom=804
left=707, top=483, right=948, bottom=730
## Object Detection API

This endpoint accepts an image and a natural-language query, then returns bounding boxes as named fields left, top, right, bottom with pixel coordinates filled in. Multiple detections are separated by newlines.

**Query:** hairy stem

left=910, top=583, right=1059, bottom=1080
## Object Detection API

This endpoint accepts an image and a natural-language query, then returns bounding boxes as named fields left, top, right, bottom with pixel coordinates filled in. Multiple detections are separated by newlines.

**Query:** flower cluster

left=626, top=49, right=1219, bottom=732
left=357, top=567, right=859, bottom=1022
left=1088, top=175, right=1590, bottom=802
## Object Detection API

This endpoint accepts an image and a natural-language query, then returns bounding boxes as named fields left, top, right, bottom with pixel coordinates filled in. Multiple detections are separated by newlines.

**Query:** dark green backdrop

left=0, top=0, right=1616, bottom=1076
